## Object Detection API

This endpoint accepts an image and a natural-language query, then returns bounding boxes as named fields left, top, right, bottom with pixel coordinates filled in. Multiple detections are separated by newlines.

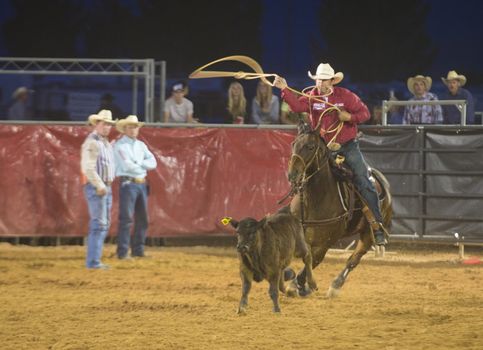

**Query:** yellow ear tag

left=221, top=217, right=232, bottom=226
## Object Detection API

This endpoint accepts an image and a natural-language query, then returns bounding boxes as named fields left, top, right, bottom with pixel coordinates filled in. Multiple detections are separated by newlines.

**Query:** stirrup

left=374, top=230, right=387, bottom=246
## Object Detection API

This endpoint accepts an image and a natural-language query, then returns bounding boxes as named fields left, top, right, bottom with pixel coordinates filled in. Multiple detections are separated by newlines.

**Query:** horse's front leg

left=287, top=245, right=328, bottom=297
left=327, top=233, right=371, bottom=298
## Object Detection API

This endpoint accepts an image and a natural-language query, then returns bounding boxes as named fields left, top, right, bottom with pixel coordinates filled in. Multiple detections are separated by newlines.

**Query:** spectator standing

left=440, top=70, right=475, bottom=124
left=251, top=81, right=279, bottom=124
left=226, top=81, right=247, bottom=124
left=403, top=75, right=443, bottom=124
left=164, top=83, right=195, bottom=123
left=114, top=115, right=157, bottom=259
left=8, top=87, right=32, bottom=120
left=98, top=93, right=123, bottom=120
left=80, top=110, right=116, bottom=269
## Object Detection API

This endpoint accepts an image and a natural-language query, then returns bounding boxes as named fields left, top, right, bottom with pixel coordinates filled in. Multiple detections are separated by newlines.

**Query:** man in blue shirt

left=114, top=115, right=157, bottom=259
left=440, top=71, right=475, bottom=125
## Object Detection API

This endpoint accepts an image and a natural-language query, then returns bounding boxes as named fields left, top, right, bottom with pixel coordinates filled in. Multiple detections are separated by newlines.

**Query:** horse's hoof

left=326, top=285, right=341, bottom=298
left=273, top=307, right=281, bottom=313
left=286, top=285, right=299, bottom=298
left=298, top=285, right=312, bottom=297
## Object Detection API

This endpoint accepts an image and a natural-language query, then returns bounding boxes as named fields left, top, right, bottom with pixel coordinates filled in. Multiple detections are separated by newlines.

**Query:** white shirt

left=164, top=97, right=193, bottom=123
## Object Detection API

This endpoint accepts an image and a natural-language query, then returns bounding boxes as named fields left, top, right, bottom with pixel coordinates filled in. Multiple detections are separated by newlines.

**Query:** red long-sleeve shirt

left=281, top=86, right=370, bottom=145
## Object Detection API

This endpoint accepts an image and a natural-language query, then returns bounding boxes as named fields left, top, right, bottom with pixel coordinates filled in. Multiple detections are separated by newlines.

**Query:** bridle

left=289, top=134, right=327, bottom=187
left=289, top=133, right=350, bottom=231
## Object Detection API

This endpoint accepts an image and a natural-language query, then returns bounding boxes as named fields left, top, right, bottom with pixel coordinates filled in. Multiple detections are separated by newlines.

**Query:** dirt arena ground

left=0, top=243, right=482, bottom=350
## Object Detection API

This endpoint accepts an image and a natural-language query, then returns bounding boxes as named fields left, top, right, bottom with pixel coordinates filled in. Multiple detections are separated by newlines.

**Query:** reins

left=290, top=136, right=351, bottom=231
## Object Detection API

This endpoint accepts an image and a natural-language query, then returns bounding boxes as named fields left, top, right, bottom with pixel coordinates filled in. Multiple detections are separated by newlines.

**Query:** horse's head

left=288, top=120, right=328, bottom=186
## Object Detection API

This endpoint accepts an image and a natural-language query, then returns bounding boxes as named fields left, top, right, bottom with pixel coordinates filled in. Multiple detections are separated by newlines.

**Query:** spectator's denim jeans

left=84, top=183, right=112, bottom=268
left=116, top=182, right=148, bottom=258
left=335, top=140, right=383, bottom=223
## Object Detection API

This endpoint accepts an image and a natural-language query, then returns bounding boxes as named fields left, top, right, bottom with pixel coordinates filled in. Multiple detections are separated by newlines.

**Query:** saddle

left=329, top=155, right=387, bottom=202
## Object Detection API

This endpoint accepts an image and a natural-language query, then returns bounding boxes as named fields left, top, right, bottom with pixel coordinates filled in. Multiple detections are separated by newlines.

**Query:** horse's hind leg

left=327, top=234, right=371, bottom=298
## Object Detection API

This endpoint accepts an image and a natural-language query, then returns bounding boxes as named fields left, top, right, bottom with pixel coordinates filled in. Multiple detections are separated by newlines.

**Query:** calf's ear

left=230, top=219, right=239, bottom=229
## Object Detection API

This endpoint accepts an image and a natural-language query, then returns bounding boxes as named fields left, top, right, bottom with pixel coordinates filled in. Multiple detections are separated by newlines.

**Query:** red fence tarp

left=0, top=125, right=295, bottom=237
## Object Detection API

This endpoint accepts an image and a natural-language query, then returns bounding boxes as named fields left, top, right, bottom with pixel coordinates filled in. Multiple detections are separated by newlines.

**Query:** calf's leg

left=238, top=270, right=252, bottom=314
left=268, top=271, right=281, bottom=313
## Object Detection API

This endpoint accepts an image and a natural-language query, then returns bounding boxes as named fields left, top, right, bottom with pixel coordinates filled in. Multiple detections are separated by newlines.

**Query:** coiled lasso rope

left=189, top=55, right=344, bottom=149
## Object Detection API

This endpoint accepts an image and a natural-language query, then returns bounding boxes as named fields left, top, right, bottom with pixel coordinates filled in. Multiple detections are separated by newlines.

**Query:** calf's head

left=230, top=217, right=267, bottom=254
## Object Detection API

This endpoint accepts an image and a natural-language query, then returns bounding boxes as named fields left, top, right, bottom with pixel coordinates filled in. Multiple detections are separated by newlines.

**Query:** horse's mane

left=297, top=121, right=313, bottom=135
left=296, top=121, right=327, bottom=147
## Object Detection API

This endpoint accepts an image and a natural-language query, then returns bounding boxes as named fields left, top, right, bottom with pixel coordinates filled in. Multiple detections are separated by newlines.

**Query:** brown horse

left=286, top=122, right=392, bottom=297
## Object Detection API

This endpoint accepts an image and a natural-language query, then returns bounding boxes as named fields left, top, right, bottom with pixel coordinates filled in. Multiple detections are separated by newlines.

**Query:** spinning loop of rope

left=189, top=55, right=344, bottom=148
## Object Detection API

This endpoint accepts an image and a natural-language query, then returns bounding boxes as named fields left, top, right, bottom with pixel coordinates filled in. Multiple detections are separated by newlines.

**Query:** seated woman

left=226, top=81, right=247, bottom=124
left=251, top=81, right=280, bottom=124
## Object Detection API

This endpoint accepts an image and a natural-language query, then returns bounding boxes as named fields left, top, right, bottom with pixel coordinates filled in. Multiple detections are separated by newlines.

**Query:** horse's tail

left=370, top=168, right=393, bottom=230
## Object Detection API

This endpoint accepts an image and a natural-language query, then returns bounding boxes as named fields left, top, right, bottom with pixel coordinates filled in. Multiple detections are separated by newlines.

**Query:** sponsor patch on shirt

left=313, top=102, right=345, bottom=110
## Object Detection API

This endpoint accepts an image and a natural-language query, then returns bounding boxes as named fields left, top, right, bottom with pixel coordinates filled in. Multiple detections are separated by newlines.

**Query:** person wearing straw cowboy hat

left=273, top=63, right=387, bottom=246
left=113, top=115, right=157, bottom=259
left=440, top=70, right=475, bottom=124
left=403, top=75, right=443, bottom=125
left=81, top=109, right=116, bottom=269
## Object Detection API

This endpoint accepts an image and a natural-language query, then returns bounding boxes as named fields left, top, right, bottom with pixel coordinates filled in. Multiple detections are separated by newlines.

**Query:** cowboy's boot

left=374, top=228, right=387, bottom=246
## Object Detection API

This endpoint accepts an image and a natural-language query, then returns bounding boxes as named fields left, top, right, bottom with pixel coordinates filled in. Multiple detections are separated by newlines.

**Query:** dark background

left=1, top=0, right=482, bottom=121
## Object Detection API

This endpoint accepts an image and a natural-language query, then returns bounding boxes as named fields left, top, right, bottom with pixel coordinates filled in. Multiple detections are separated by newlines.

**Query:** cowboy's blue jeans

left=84, top=183, right=112, bottom=268
left=116, top=181, right=149, bottom=258
left=336, top=139, right=383, bottom=223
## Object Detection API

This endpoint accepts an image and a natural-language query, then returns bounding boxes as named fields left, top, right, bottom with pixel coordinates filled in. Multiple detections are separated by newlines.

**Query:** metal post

left=382, top=100, right=388, bottom=126
left=461, top=102, right=467, bottom=126
left=160, top=61, right=167, bottom=124
left=132, top=64, right=139, bottom=115
left=418, top=126, right=425, bottom=238
left=144, top=60, right=150, bottom=122
left=459, top=244, right=465, bottom=259
left=150, top=59, right=155, bottom=122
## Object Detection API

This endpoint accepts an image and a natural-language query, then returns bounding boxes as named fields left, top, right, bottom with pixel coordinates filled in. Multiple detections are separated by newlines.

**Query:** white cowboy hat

left=407, top=75, right=432, bottom=95
left=116, top=115, right=145, bottom=132
left=441, top=70, right=466, bottom=86
left=87, top=109, right=116, bottom=125
left=307, top=63, right=344, bottom=84
left=12, top=86, right=33, bottom=99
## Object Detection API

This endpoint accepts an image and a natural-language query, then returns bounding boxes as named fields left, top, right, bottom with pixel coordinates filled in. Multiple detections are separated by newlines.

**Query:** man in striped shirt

left=81, top=110, right=116, bottom=269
